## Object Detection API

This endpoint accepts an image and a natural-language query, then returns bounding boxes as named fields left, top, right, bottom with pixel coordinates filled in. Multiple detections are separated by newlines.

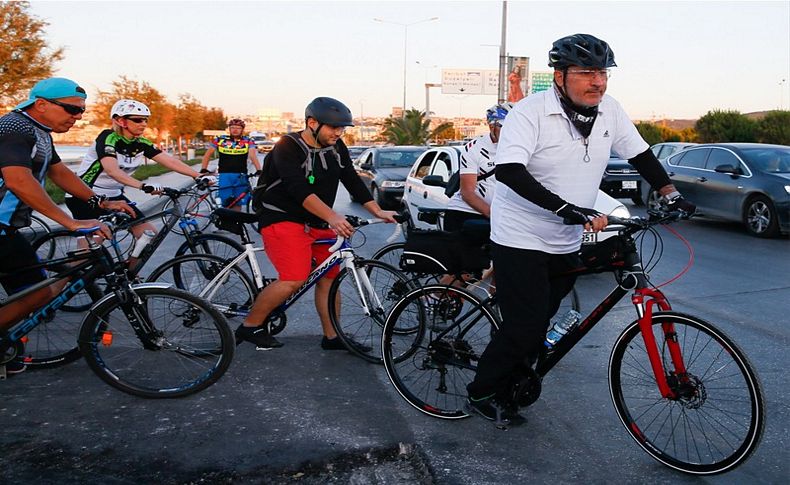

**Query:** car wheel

left=743, top=195, right=779, bottom=238
left=646, top=189, right=662, bottom=211
left=372, top=185, right=386, bottom=208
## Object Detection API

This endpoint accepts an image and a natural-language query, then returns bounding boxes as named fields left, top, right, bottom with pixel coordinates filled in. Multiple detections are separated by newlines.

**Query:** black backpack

left=444, top=168, right=496, bottom=198
left=251, top=133, right=309, bottom=213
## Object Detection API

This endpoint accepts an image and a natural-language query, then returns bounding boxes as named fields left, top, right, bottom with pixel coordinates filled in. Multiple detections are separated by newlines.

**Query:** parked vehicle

left=353, top=146, right=428, bottom=208
left=601, top=154, right=644, bottom=205
left=650, top=141, right=697, bottom=161
left=647, top=143, right=790, bottom=237
left=347, top=145, right=368, bottom=162
left=402, top=146, right=631, bottom=241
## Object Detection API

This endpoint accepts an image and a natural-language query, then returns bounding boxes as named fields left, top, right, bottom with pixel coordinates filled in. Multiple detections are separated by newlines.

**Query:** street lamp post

left=374, top=16, right=439, bottom=117
left=780, top=79, right=787, bottom=110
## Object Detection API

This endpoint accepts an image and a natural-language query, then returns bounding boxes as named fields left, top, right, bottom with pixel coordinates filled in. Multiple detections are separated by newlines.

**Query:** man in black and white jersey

left=443, top=102, right=512, bottom=231
left=0, top=78, right=133, bottom=374
left=465, top=34, right=696, bottom=424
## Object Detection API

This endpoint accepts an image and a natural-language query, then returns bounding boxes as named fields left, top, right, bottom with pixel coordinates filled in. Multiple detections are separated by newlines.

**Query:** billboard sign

left=442, top=69, right=499, bottom=95
left=506, top=56, right=529, bottom=102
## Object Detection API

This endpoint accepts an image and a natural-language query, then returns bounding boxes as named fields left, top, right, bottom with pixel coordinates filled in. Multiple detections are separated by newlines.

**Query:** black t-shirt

left=0, top=111, right=62, bottom=229
left=211, top=135, right=255, bottom=173
left=257, top=133, right=373, bottom=227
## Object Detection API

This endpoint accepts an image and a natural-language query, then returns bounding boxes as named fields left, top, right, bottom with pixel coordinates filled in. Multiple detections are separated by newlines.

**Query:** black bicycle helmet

left=548, top=33, right=616, bottom=69
left=304, top=97, right=354, bottom=127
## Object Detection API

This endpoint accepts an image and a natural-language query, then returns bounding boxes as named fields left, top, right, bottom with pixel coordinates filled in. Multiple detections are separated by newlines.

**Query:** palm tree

left=380, top=109, right=453, bottom=145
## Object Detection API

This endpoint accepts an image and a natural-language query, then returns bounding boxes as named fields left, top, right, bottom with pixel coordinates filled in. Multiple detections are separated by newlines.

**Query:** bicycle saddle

left=212, top=208, right=258, bottom=225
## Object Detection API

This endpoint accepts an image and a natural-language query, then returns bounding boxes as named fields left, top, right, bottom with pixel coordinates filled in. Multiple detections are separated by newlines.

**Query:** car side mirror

left=423, top=175, right=447, bottom=187
left=714, top=164, right=742, bottom=176
left=360, top=163, right=372, bottom=170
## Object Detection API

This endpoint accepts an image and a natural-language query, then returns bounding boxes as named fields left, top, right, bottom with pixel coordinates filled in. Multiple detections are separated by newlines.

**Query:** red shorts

left=260, top=221, right=341, bottom=281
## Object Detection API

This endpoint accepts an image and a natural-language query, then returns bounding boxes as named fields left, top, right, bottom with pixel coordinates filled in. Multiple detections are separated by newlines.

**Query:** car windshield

left=377, top=150, right=423, bottom=168
left=741, top=147, right=790, bottom=173
left=348, top=147, right=366, bottom=159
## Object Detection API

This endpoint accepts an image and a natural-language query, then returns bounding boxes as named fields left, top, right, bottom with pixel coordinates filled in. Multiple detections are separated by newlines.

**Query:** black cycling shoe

left=235, top=324, right=283, bottom=350
left=464, top=395, right=526, bottom=430
left=321, top=336, right=372, bottom=353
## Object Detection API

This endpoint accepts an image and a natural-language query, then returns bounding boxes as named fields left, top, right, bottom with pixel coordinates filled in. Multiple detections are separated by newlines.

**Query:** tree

left=755, top=110, right=790, bottom=145
left=379, top=109, right=452, bottom=145
left=695, top=109, right=756, bottom=143
left=172, top=94, right=205, bottom=154
left=202, top=107, right=226, bottom=131
left=0, top=1, right=64, bottom=107
left=94, top=76, right=173, bottom=139
left=431, top=123, right=457, bottom=143
left=635, top=122, right=663, bottom=146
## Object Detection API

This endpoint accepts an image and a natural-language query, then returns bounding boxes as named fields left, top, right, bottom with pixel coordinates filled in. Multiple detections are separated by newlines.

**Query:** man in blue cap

left=0, top=77, right=133, bottom=375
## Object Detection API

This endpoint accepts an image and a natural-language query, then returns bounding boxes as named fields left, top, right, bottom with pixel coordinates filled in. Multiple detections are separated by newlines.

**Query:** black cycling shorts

left=65, top=194, right=144, bottom=220
left=0, top=231, right=47, bottom=295
left=443, top=209, right=489, bottom=232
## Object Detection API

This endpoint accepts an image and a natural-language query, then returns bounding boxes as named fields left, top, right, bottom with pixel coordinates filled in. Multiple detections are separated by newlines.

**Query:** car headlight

left=381, top=181, right=405, bottom=188
left=784, top=185, right=790, bottom=195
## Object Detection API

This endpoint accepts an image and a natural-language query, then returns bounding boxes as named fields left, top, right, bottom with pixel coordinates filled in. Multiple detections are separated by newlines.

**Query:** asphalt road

left=2, top=184, right=788, bottom=484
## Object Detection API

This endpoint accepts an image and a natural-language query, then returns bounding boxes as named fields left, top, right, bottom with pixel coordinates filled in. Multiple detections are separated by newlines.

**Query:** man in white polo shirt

left=465, top=34, right=695, bottom=425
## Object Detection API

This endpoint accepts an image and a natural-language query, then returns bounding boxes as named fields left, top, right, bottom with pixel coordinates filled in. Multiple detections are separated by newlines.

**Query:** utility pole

left=498, top=1, right=508, bottom=103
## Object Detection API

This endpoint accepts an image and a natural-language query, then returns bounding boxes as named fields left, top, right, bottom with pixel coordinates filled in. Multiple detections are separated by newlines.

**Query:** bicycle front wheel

left=163, top=191, right=214, bottom=235
left=78, top=286, right=234, bottom=398
left=328, top=259, right=413, bottom=364
left=382, top=285, right=500, bottom=419
left=20, top=214, right=53, bottom=258
left=609, top=311, right=764, bottom=475
left=176, top=233, right=244, bottom=263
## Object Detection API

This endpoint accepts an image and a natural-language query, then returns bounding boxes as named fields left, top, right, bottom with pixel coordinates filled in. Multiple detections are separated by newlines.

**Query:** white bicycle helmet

left=110, top=99, right=151, bottom=119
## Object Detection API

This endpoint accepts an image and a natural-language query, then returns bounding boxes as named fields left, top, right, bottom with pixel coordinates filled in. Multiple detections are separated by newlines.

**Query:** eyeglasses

left=41, top=98, right=86, bottom=115
left=125, top=117, right=149, bottom=124
left=326, top=125, right=346, bottom=134
left=567, top=68, right=611, bottom=80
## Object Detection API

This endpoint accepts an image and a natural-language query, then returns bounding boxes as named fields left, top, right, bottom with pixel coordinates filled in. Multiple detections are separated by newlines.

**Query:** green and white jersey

left=76, top=129, right=162, bottom=196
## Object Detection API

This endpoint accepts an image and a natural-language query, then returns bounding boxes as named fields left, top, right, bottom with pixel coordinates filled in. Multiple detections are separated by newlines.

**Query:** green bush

left=756, top=110, right=790, bottom=145
left=695, top=110, right=757, bottom=143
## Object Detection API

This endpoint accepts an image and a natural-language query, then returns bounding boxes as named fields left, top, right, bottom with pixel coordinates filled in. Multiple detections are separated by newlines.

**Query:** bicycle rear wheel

left=609, top=311, right=764, bottom=475
left=163, top=191, right=214, bottom=235
left=146, top=254, right=257, bottom=320
left=382, top=285, right=500, bottom=419
left=328, top=259, right=413, bottom=364
left=20, top=214, right=53, bottom=258
left=78, top=286, right=234, bottom=398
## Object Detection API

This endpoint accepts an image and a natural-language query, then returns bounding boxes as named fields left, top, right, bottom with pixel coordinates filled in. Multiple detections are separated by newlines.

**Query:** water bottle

left=131, top=229, right=156, bottom=257
left=544, top=309, right=582, bottom=349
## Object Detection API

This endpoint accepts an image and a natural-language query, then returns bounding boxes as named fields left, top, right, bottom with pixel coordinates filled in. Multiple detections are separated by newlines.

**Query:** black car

left=600, top=154, right=644, bottom=205
left=647, top=143, right=790, bottom=237
left=353, top=146, right=429, bottom=208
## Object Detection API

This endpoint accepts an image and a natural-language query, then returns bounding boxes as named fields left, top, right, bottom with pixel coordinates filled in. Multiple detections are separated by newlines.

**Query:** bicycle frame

left=198, top=236, right=382, bottom=320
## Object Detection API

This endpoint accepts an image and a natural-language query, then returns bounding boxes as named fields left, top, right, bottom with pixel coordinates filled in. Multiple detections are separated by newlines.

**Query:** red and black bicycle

left=381, top=209, right=764, bottom=475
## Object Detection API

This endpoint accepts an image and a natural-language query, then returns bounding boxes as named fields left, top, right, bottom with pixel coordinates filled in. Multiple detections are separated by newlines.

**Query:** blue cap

left=14, top=77, right=87, bottom=111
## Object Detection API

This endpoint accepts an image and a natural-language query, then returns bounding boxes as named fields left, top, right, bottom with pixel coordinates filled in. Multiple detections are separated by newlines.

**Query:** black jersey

left=211, top=135, right=255, bottom=173
left=256, top=133, right=373, bottom=227
left=0, top=111, right=62, bottom=229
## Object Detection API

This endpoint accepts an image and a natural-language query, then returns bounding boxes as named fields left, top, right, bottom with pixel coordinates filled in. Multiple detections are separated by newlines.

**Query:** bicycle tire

left=30, top=230, right=106, bottom=311
left=608, top=311, right=764, bottom=475
left=21, top=214, right=53, bottom=259
left=78, top=286, right=234, bottom=398
left=146, top=253, right=257, bottom=320
left=175, top=233, right=244, bottom=262
left=382, top=284, right=501, bottom=419
left=162, top=191, right=214, bottom=235
left=328, top=259, right=413, bottom=364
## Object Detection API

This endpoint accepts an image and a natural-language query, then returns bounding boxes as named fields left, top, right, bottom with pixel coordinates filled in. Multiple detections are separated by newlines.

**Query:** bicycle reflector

left=101, top=332, right=113, bottom=347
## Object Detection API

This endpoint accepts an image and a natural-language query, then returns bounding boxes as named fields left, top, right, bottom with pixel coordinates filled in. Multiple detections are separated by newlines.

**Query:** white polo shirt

left=490, top=88, right=647, bottom=253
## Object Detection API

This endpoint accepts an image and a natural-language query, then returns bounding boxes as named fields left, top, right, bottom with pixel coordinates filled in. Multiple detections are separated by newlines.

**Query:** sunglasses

left=41, top=98, right=86, bottom=115
left=125, top=117, right=149, bottom=124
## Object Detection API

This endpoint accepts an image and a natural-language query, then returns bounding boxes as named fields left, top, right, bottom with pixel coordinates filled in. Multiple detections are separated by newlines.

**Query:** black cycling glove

left=665, top=195, right=696, bottom=217
left=556, top=203, right=603, bottom=225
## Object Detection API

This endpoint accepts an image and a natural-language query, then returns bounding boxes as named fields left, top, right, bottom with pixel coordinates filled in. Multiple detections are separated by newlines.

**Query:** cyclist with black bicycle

left=240, top=97, right=397, bottom=350
left=465, top=34, right=696, bottom=425
left=65, top=99, right=215, bottom=270
left=0, top=78, right=134, bottom=374
left=200, top=118, right=261, bottom=211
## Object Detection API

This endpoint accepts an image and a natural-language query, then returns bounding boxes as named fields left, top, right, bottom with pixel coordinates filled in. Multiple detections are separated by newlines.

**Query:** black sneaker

left=464, top=395, right=526, bottom=429
left=320, top=336, right=372, bottom=353
left=235, top=324, right=283, bottom=350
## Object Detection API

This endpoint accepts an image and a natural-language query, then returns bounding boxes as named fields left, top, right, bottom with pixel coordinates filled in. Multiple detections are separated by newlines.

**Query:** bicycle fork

left=632, top=288, right=689, bottom=399
left=345, top=256, right=379, bottom=318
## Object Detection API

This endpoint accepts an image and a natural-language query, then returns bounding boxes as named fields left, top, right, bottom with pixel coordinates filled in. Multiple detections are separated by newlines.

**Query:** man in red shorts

left=240, top=97, right=396, bottom=350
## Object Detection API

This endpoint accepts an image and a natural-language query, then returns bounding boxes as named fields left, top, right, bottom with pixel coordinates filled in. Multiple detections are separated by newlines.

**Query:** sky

left=29, top=0, right=790, bottom=121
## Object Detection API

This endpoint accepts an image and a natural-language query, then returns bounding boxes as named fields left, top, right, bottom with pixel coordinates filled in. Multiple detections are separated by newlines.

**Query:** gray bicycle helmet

left=305, top=97, right=354, bottom=127
left=548, top=33, right=616, bottom=69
